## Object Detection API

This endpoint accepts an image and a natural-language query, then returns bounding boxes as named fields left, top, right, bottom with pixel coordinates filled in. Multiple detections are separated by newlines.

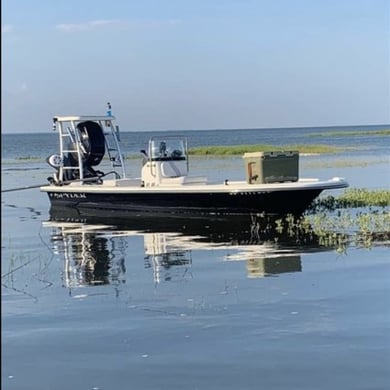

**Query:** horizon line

left=2, top=123, right=389, bottom=135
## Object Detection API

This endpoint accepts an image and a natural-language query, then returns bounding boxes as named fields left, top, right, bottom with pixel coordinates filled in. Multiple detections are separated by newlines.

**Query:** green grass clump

left=188, top=144, right=344, bottom=155
left=269, top=208, right=389, bottom=252
left=303, top=188, right=390, bottom=251
left=310, top=188, right=390, bottom=211
left=305, top=209, right=390, bottom=251
left=338, top=188, right=390, bottom=207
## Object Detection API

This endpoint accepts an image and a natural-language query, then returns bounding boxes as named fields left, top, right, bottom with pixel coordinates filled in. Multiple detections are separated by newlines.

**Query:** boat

left=40, top=105, right=348, bottom=216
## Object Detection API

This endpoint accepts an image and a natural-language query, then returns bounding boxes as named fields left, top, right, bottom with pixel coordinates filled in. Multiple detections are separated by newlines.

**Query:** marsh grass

left=309, top=188, right=390, bottom=211
left=310, top=208, right=388, bottom=247
left=269, top=208, right=389, bottom=253
left=268, top=188, right=390, bottom=252
left=15, top=156, right=42, bottom=161
left=188, top=144, right=346, bottom=155
left=308, top=129, right=390, bottom=137
left=303, top=157, right=389, bottom=169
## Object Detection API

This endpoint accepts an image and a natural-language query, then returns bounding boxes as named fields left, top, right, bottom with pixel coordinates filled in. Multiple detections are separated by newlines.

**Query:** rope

left=1, top=176, right=103, bottom=193
left=1, top=183, right=49, bottom=193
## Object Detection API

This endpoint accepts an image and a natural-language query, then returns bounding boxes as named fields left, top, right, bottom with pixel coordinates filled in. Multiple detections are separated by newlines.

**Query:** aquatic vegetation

left=267, top=209, right=389, bottom=253
left=308, top=210, right=389, bottom=250
left=309, top=188, right=390, bottom=211
left=308, top=129, right=390, bottom=137
left=302, top=188, right=390, bottom=250
left=303, top=157, right=389, bottom=169
left=259, top=188, right=390, bottom=252
left=188, top=144, right=345, bottom=155
left=15, top=156, right=42, bottom=161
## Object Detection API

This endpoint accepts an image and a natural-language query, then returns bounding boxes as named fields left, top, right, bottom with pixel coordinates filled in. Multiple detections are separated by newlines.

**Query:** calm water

left=2, top=126, right=390, bottom=390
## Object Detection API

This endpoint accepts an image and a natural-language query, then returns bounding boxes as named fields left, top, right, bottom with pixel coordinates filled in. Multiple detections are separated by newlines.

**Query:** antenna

left=106, top=102, right=112, bottom=117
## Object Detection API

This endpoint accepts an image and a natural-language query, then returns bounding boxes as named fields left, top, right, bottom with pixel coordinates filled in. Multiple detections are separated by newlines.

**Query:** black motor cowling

left=75, top=121, right=106, bottom=167
left=62, top=121, right=106, bottom=181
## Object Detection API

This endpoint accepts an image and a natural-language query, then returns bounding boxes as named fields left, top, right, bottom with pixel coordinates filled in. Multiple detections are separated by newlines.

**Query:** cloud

left=2, top=24, right=14, bottom=33
left=56, top=19, right=121, bottom=32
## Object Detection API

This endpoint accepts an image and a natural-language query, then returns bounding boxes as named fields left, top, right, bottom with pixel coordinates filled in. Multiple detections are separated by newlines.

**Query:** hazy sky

left=2, top=0, right=389, bottom=133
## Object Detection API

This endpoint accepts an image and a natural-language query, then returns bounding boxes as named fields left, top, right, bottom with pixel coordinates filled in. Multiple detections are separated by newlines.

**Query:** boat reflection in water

left=45, top=207, right=326, bottom=286
left=246, top=256, right=301, bottom=278
left=143, top=233, right=193, bottom=284
left=49, top=223, right=127, bottom=287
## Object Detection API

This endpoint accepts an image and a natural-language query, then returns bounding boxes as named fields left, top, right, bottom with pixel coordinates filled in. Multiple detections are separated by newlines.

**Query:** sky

left=2, top=0, right=389, bottom=133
